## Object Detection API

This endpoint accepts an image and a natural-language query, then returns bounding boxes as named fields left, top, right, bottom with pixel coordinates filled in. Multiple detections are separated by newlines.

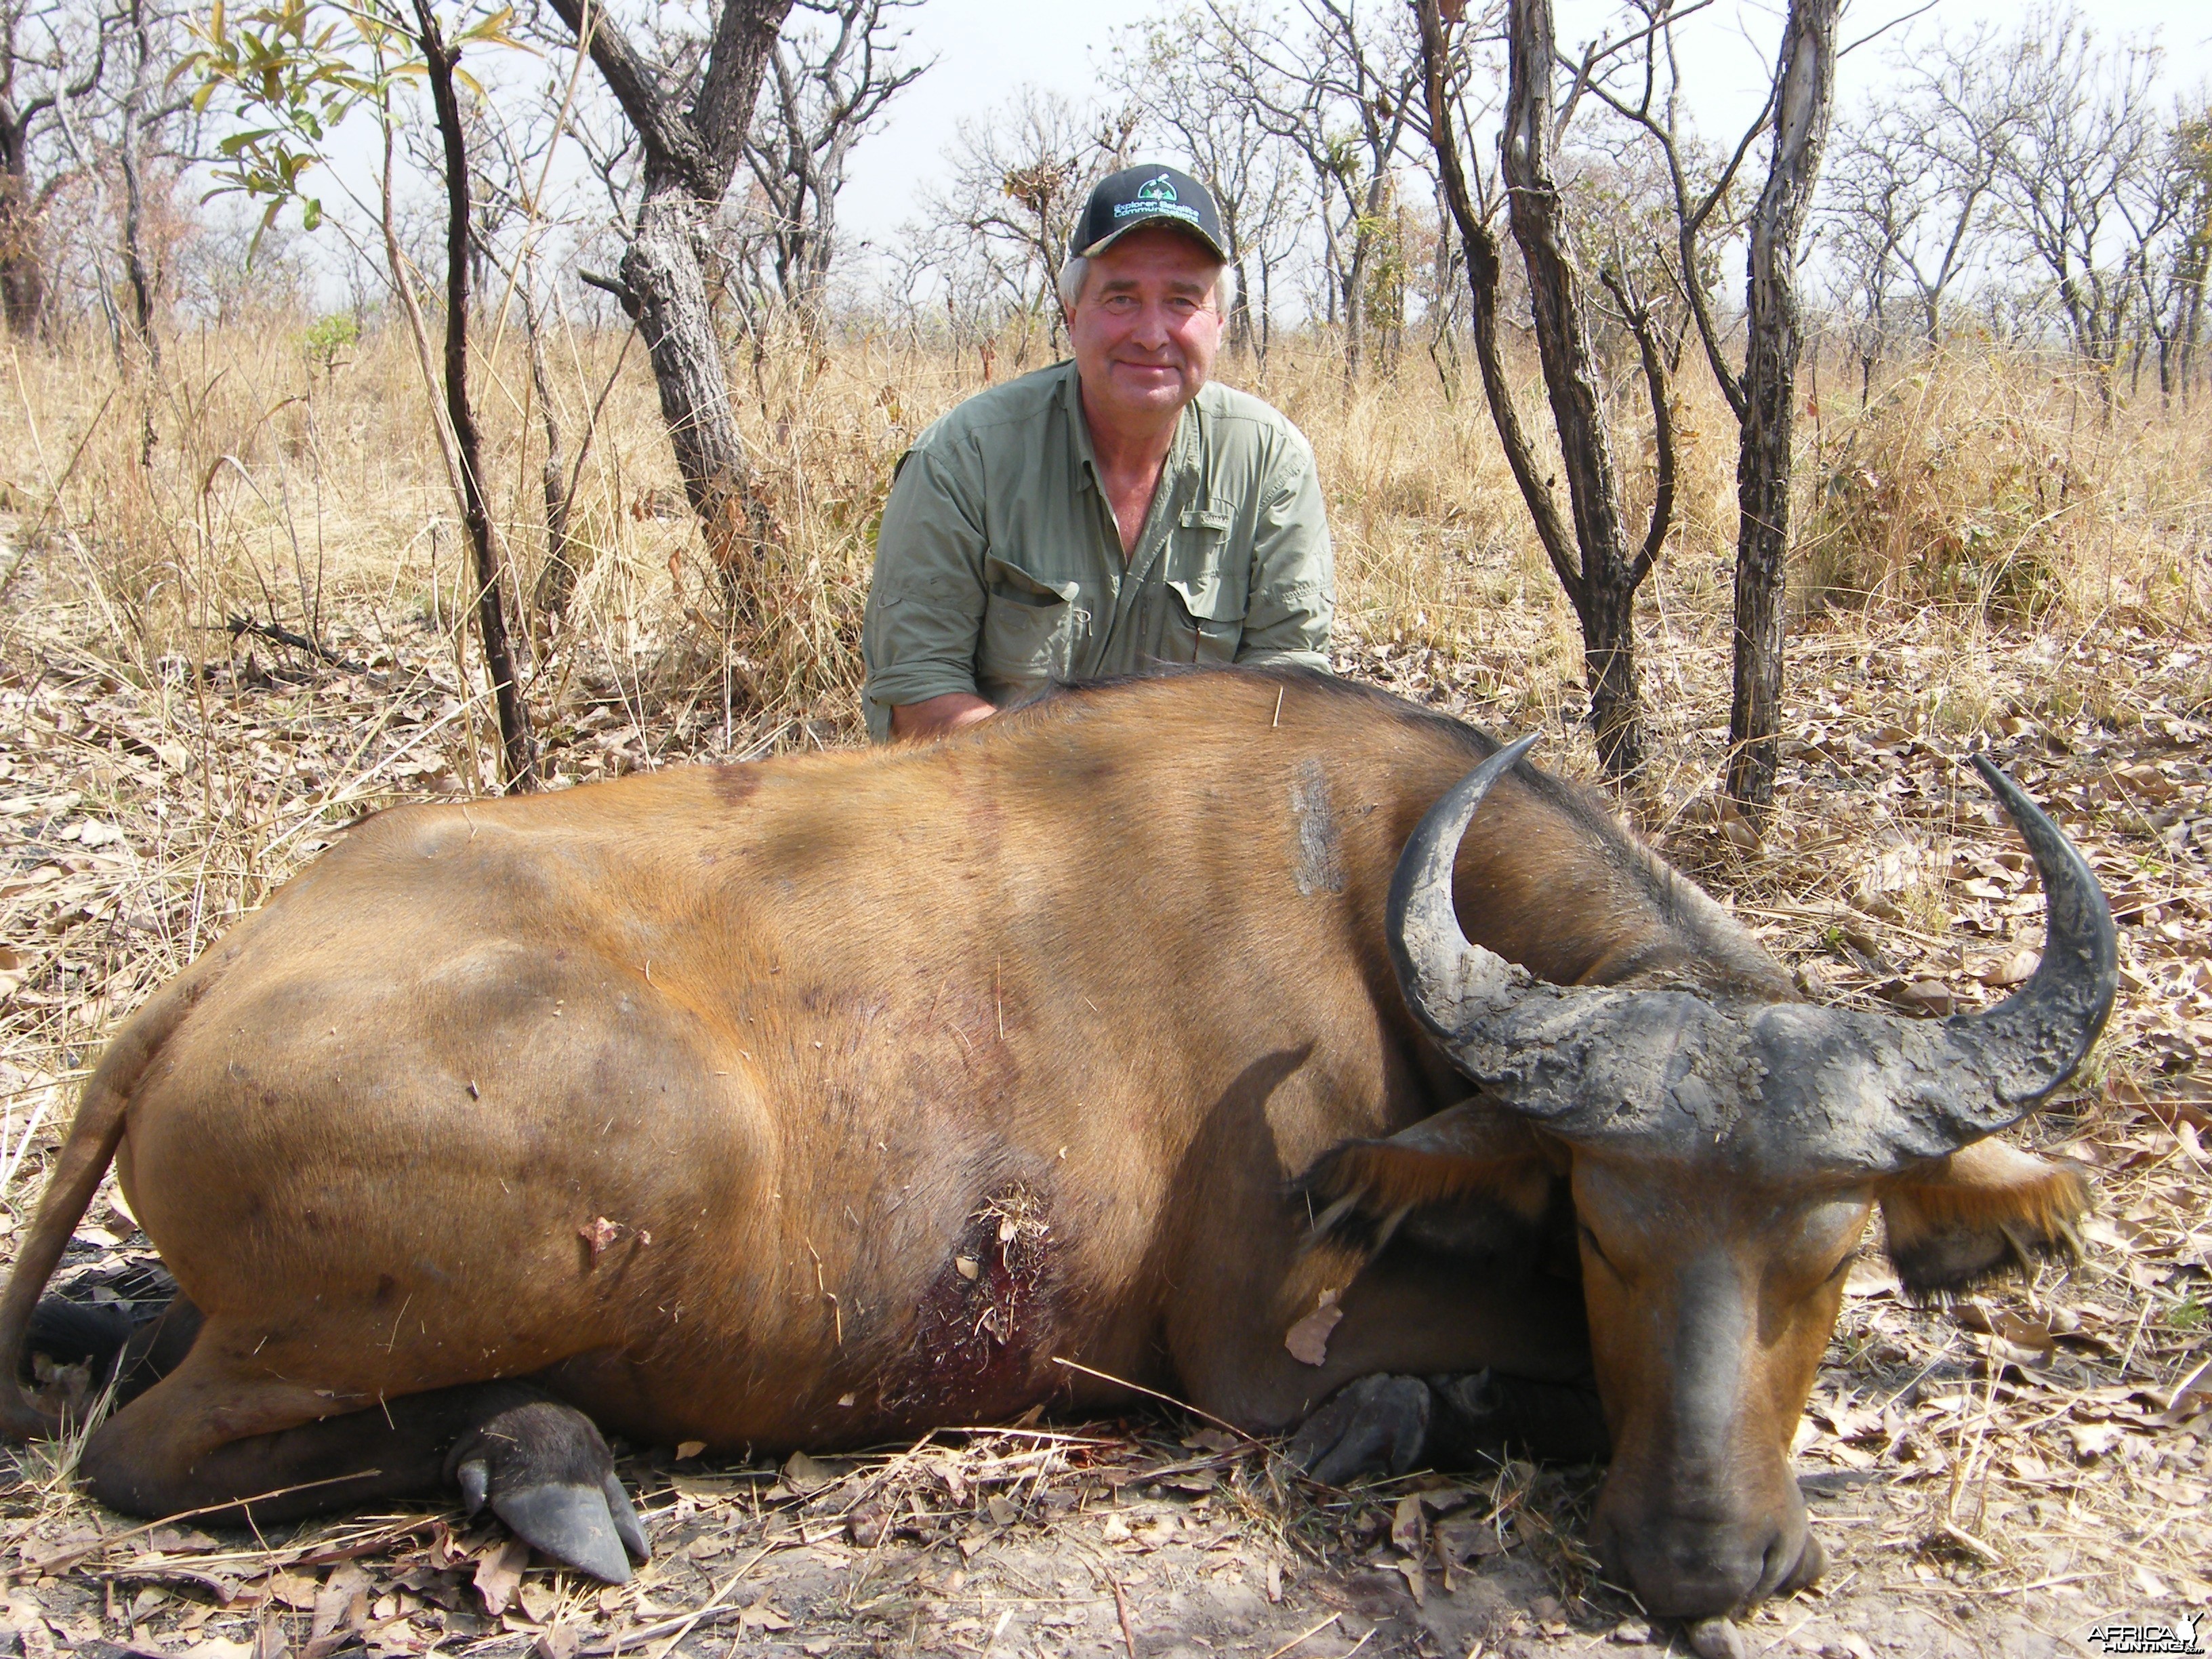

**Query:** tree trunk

left=1499, top=0, right=1645, bottom=778
left=1725, top=0, right=1839, bottom=814
left=117, top=140, right=155, bottom=357
left=549, top=0, right=793, bottom=580
left=1342, top=233, right=1367, bottom=382
left=518, top=258, right=575, bottom=626
left=119, top=0, right=158, bottom=370
left=1259, top=253, right=1273, bottom=365
left=623, top=186, right=754, bottom=565
left=416, top=0, right=537, bottom=792
left=2180, top=268, right=2207, bottom=409
left=0, top=111, right=43, bottom=335
left=1420, top=0, right=1673, bottom=782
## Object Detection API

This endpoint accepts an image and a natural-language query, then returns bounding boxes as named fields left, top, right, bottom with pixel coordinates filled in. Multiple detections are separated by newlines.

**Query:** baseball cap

left=1069, top=165, right=1231, bottom=262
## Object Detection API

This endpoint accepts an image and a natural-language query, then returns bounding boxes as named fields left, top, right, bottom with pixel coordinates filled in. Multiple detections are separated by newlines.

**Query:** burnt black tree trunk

left=549, top=0, right=792, bottom=573
left=1726, top=0, right=1839, bottom=812
left=414, top=0, right=536, bottom=792
left=1418, top=0, right=1674, bottom=782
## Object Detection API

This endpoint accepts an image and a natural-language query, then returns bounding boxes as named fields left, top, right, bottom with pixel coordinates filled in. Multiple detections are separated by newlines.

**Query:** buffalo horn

left=1387, top=743, right=2118, bottom=1170
left=1387, top=735, right=1733, bottom=1143
left=1385, top=733, right=1546, bottom=1046
left=1892, top=755, right=2118, bottom=1134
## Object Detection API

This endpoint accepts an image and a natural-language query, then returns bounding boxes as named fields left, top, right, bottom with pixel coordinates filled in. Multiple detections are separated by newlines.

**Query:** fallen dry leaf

left=473, top=1538, right=529, bottom=1616
left=2068, top=1422, right=2124, bottom=1460
left=1390, top=1493, right=1424, bottom=1555
left=311, top=1563, right=370, bottom=1641
left=1393, top=1556, right=1425, bottom=1605
left=1284, top=1289, right=1343, bottom=1366
left=516, top=1578, right=559, bottom=1624
left=1432, top=1515, right=1504, bottom=1561
left=265, top=1568, right=319, bottom=1610
left=780, top=1449, right=832, bottom=1494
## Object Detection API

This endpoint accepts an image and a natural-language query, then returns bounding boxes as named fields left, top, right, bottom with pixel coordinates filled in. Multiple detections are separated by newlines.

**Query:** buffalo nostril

left=1783, top=1528, right=1826, bottom=1593
left=1757, top=1523, right=1822, bottom=1601
left=1759, top=1532, right=1790, bottom=1595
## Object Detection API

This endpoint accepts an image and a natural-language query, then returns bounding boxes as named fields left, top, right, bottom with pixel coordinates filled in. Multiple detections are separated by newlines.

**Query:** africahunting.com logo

left=2087, top=1614, right=2205, bottom=1655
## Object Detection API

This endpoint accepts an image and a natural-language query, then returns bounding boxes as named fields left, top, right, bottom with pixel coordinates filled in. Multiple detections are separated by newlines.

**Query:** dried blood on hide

left=885, top=1184, right=1054, bottom=1416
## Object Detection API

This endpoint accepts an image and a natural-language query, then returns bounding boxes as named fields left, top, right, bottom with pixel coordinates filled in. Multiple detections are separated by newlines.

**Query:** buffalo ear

left=1878, top=1139, right=2091, bottom=1300
left=1294, top=1099, right=1557, bottom=1260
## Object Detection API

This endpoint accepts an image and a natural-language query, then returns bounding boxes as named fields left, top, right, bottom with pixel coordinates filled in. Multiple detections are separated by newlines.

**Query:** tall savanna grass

left=3, top=308, right=2208, bottom=781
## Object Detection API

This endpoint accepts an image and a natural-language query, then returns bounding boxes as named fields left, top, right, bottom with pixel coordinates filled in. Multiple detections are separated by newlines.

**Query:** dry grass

left=0, top=316, right=2206, bottom=1655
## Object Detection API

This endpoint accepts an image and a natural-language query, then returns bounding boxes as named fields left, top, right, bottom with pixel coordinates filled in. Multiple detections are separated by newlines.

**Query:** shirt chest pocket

left=1162, top=505, right=1246, bottom=665
left=980, top=555, right=1085, bottom=687
left=1162, top=571, right=1246, bottom=665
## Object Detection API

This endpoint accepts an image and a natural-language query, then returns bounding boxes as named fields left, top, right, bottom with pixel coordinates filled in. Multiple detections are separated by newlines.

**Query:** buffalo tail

left=0, top=972, right=201, bottom=1440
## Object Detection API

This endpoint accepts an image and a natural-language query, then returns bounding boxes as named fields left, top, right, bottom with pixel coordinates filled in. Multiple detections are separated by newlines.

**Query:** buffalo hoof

left=24, top=1297, right=134, bottom=1382
left=25, top=1292, right=203, bottom=1410
left=1289, top=1373, right=1431, bottom=1486
left=449, top=1398, right=649, bottom=1583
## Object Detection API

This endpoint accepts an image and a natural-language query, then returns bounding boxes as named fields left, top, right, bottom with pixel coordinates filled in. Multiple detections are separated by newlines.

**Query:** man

left=861, top=164, right=1334, bottom=741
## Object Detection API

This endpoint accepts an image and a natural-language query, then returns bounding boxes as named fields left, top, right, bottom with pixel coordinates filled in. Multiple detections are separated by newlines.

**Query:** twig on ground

left=1111, top=1576, right=1139, bottom=1659
left=224, top=613, right=367, bottom=674
left=21, top=1470, right=392, bottom=1575
left=1261, top=1611, right=1340, bottom=1659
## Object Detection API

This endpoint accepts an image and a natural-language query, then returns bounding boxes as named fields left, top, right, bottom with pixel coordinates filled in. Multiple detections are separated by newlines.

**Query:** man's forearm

left=888, top=692, right=996, bottom=741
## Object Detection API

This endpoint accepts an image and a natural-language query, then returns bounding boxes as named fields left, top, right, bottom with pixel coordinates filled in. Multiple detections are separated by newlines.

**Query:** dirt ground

left=0, top=1391, right=2197, bottom=1659
left=0, top=539, right=2207, bottom=1659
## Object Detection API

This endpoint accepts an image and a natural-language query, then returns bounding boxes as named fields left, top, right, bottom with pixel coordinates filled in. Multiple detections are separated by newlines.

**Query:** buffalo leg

left=25, top=1293, right=203, bottom=1407
left=1289, top=1368, right=1610, bottom=1486
left=78, top=1357, right=648, bottom=1582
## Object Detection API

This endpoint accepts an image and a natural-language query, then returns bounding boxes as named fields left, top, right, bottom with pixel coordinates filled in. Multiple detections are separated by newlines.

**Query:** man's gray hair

left=1057, top=254, right=1236, bottom=316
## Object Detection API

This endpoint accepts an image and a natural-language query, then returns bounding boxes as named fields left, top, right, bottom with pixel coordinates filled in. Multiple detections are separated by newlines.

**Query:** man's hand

left=889, top=693, right=995, bottom=741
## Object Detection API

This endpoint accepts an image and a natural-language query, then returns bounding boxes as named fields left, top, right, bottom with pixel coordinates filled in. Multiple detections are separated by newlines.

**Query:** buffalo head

left=1378, top=738, right=2115, bottom=1618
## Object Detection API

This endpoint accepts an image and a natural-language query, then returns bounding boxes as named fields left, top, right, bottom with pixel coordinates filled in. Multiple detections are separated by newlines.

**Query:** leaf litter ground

left=0, top=552, right=2206, bottom=1659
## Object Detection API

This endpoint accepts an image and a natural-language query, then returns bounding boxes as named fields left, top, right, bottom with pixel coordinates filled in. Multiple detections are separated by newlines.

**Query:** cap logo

left=1113, top=172, right=1202, bottom=228
left=1083, top=167, right=1223, bottom=254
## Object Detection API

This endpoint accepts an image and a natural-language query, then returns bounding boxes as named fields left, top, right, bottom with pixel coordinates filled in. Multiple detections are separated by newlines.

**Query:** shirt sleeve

left=1235, top=436, right=1334, bottom=673
left=861, top=439, right=991, bottom=741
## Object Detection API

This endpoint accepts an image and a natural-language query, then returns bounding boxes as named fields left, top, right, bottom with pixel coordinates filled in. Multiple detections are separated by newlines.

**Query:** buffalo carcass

left=0, top=668, right=2112, bottom=1619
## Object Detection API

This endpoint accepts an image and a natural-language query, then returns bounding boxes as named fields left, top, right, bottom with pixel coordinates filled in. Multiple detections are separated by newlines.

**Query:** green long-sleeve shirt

left=861, top=360, right=1334, bottom=741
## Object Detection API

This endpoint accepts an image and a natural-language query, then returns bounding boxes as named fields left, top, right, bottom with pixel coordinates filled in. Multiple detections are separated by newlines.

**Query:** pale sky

left=835, top=0, right=2212, bottom=255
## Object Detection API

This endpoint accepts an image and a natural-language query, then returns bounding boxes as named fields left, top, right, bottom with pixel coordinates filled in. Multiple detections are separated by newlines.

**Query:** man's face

left=1065, top=226, right=1225, bottom=434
